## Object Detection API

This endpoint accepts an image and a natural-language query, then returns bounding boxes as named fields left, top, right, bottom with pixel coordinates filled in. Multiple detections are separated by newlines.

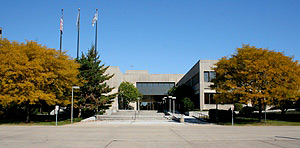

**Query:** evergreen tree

left=77, top=46, right=116, bottom=115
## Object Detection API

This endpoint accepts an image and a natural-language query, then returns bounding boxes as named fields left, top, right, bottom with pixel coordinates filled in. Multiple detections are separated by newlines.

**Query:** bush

left=239, top=106, right=258, bottom=117
left=81, top=108, right=95, bottom=118
left=209, top=109, right=233, bottom=122
left=182, top=97, right=194, bottom=111
left=234, top=103, right=243, bottom=111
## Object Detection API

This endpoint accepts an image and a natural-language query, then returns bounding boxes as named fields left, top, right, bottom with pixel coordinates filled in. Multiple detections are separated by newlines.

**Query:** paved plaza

left=1, top=122, right=300, bottom=148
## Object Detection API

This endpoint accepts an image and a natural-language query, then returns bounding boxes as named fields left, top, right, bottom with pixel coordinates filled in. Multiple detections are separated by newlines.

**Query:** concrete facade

left=177, top=60, right=232, bottom=111
left=104, top=60, right=231, bottom=113
left=104, top=67, right=184, bottom=114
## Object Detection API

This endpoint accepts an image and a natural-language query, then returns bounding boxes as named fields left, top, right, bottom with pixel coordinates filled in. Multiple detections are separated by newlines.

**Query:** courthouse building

left=105, top=60, right=232, bottom=114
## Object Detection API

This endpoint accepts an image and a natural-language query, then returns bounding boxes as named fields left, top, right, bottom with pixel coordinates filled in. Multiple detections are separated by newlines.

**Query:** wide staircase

left=95, top=110, right=167, bottom=121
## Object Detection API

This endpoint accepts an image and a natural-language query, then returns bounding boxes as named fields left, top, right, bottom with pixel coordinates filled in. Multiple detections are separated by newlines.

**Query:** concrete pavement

left=1, top=124, right=300, bottom=148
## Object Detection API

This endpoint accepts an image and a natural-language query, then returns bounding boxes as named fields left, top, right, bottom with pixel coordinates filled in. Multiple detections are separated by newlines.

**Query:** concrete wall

left=199, top=60, right=218, bottom=110
left=104, top=66, right=123, bottom=114
left=104, top=68, right=184, bottom=112
left=104, top=60, right=233, bottom=113
left=123, top=71, right=184, bottom=84
left=177, top=60, right=232, bottom=111
left=123, top=70, right=184, bottom=110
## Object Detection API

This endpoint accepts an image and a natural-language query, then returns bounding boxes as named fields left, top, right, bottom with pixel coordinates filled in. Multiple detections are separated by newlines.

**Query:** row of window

left=185, top=71, right=216, bottom=87
left=204, top=93, right=233, bottom=104
left=136, top=82, right=175, bottom=95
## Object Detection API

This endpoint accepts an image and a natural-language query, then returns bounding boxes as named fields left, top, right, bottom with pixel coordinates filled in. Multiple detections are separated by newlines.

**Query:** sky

left=1, top=0, right=300, bottom=74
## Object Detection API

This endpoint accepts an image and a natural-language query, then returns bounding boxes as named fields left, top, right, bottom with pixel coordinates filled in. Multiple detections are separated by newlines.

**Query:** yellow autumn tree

left=211, top=45, right=300, bottom=122
left=0, top=39, right=81, bottom=122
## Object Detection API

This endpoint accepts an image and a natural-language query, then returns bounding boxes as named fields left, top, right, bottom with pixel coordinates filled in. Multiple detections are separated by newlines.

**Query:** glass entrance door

left=139, top=95, right=164, bottom=110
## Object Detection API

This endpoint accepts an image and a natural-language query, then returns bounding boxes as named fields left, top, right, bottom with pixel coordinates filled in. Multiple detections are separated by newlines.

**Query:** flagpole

left=77, top=8, right=80, bottom=59
left=95, top=8, right=98, bottom=56
left=60, top=8, right=63, bottom=54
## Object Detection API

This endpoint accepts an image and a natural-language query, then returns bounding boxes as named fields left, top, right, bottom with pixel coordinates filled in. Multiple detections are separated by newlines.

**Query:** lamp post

left=137, top=98, right=140, bottom=113
left=264, top=98, right=267, bottom=125
left=55, top=105, right=59, bottom=126
left=231, top=105, right=234, bottom=126
left=71, top=86, right=80, bottom=124
left=172, top=97, right=176, bottom=114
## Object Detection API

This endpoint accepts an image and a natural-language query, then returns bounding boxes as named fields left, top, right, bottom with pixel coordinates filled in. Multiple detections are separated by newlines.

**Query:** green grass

left=216, top=117, right=300, bottom=126
left=0, top=118, right=82, bottom=126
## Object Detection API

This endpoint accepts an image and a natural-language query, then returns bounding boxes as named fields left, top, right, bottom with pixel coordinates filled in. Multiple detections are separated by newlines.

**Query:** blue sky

left=1, top=0, right=299, bottom=74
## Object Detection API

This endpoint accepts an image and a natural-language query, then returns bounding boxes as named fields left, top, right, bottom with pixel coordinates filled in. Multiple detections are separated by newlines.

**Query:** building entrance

left=139, top=95, right=164, bottom=110
left=135, top=82, right=175, bottom=111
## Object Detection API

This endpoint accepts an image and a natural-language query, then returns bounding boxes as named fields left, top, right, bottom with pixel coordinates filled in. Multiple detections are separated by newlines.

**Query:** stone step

left=95, top=110, right=167, bottom=121
left=96, top=116, right=166, bottom=121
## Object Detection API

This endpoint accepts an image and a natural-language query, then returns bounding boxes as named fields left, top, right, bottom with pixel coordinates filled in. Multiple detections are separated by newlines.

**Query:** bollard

left=180, top=115, right=184, bottom=123
left=180, top=117, right=184, bottom=123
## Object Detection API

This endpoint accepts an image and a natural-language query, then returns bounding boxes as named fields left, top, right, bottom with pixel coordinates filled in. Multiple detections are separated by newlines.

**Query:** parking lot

left=1, top=122, right=300, bottom=148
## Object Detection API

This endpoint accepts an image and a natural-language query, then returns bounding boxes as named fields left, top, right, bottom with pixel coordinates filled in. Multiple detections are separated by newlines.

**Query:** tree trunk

left=258, top=98, right=262, bottom=122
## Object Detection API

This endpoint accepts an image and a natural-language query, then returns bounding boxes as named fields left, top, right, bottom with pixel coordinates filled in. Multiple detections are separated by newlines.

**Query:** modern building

left=104, top=66, right=184, bottom=114
left=177, top=60, right=232, bottom=110
left=105, top=60, right=232, bottom=114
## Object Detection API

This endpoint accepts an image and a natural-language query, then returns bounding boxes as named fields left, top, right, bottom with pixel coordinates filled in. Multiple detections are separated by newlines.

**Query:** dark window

left=136, top=82, right=175, bottom=95
left=192, top=73, right=199, bottom=86
left=204, top=71, right=216, bottom=82
left=185, top=80, right=191, bottom=86
left=210, top=71, right=216, bottom=80
left=204, top=93, right=216, bottom=104
left=204, top=71, right=209, bottom=82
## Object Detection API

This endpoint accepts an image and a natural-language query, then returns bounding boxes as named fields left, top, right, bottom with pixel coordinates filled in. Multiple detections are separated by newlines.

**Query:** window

left=192, top=73, right=199, bottom=86
left=204, top=71, right=216, bottom=82
left=210, top=71, right=216, bottom=80
left=185, top=80, right=191, bottom=86
left=136, top=82, right=175, bottom=95
left=204, top=71, right=209, bottom=82
left=204, top=93, right=216, bottom=104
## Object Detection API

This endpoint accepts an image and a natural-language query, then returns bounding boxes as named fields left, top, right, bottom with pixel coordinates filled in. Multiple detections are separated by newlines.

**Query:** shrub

left=234, top=103, right=243, bottom=111
left=81, top=108, right=95, bottom=118
left=209, top=109, right=233, bottom=122
left=239, top=106, right=258, bottom=117
left=182, top=97, right=194, bottom=111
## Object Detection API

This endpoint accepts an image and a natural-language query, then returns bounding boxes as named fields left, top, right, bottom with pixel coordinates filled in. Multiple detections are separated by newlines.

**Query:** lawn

left=0, top=118, right=82, bottom=126
left=216, top=117, right=300, bottom=126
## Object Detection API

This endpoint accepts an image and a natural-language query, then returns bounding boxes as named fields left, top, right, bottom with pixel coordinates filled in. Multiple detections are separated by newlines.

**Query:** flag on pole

left=76, top=8, right=80, bottom=59
left=92, top=11, right=98, bottom=27
left=76, top=9, right=80, bottom=27
left=59, top=8, right=64, bottom=53
left=60, top=13, right=64, bottom=33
